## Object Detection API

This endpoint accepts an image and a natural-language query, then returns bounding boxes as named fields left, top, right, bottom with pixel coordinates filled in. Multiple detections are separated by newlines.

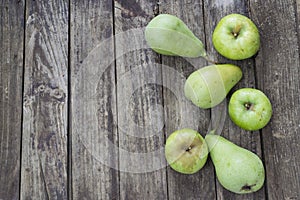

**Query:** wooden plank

left=70, top=0, right=119, bottom=199
left=297, top=0, right=300, bottom=42
left=21, top=0, right=69, bottom=199
left=250, top=0, right=300, bottom=199
left=114, top=0, right=168, bottom=199
left=159, top=1, right=216, bottom=199
left=203, top=0, right=266, bottom=199
left=0, top=1, right=24, bottom=199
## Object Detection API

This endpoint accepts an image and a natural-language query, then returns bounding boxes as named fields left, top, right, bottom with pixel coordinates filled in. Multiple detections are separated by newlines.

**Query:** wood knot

left=23, top=95, right=34, bottom=107
left=37, top=84, right=46, bottom=92
left=51, top=88, right=65, bottom=101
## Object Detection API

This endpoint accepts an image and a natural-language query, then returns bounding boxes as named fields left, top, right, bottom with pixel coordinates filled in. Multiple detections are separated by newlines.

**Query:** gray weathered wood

left=70, top=0, right=120, bottom=199
left=250, top=0, right=300, bottom=199
left=159, top=0, right=216, bottom=199
left=0, top=0, right=299, bottom=199
left=203, top=0, right=266, bottom=199
left=0, top=1, right=24, bottom=199
left=114, top=0, right=168, bottom=199
left=21, top=0, right=69, bottom=199
left=297, top=0, right=300, bottom=42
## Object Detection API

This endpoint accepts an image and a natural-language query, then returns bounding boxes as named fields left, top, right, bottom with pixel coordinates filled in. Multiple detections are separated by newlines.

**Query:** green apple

left=212, top=13, right=260, bottom=60
left=165, top=128, right=208, bottom=174
left=229, top=88, right=272, bottom=131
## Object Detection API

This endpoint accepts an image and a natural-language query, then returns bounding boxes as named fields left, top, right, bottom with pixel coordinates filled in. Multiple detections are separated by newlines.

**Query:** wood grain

left=159, top=0, right=216, bottom=199
left=250, top=0, right=300, bottom=199
left=70, top=0, right=119, bottom=199
left=0, top=1, right=24, bottom=199
left=0, top=0, right=299, bottom=199
left=297, top=0, right=300, bottom=43
left=114, top=0, right=168, bottom=199
left=203, top=0, right=266, bottom=199
left=21, top=0, right=69, bottom=199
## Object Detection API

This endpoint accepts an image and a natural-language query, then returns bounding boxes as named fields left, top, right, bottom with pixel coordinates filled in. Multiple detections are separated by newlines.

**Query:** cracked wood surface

left=21, top=0, right=69, bottom=199
left=0, top=0, right=300, bottom=199
left=0, top=1, right=24, bottom=199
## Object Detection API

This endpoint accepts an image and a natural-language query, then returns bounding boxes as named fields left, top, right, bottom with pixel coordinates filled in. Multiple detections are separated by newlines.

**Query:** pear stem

left=203, top=55, right=218, bottom=64
left=208, top=130, right=216, bottom=135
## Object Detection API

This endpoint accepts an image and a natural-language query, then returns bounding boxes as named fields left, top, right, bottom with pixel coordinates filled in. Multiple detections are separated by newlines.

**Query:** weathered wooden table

left=1, top=0, right=300, bottom=199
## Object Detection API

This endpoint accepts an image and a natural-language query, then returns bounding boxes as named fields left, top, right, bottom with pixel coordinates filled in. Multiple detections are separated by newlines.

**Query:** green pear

left=145, top=14, right=206, bottom=57
left=184, top=64, right=242, bottom=109
left=205, top=134, right=265, bottom=194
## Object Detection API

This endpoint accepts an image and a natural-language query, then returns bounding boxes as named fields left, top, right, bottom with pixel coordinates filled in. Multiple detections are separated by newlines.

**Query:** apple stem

left=186, top=146, right=192, bottom=151
left=232, top=24, right=242, bottom=38
left=244, top=102, right=253, bottom=110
